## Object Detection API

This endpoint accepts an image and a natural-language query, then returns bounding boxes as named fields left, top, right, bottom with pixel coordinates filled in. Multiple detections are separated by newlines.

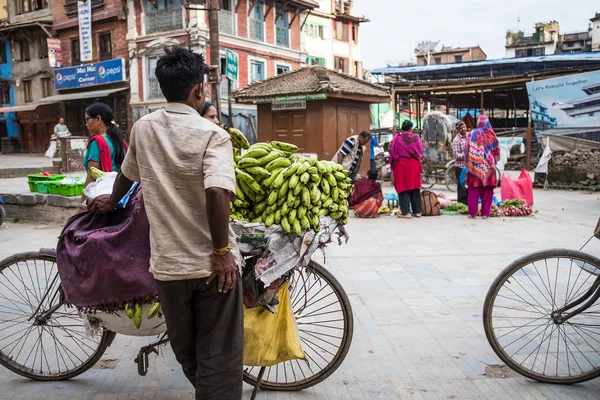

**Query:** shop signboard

left=47, top=38, right=63, bottom=68
left=54, top=58, right=126, bottom=90
left=255, top=93, right=327, bottom=104
left=272, top=101, right=306, bottom=111
left=526, top=70, right=600, bottom=128
left=78, top=0, right=92, bottom=62
left=225, top=49, right=238, bottom=81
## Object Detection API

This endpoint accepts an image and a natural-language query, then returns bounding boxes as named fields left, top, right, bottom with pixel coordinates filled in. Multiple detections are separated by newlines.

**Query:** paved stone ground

left=1, top=187, right=600, bottom=399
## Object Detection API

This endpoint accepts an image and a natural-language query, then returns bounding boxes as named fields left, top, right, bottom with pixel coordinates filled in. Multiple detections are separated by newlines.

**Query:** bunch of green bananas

left=90, top=166, right=106, bottom=180
left=230, top=140, right=351, bottom=236
left=222, top=124, right=250, bottom=150
left=125, top=301, right=162, bottom=329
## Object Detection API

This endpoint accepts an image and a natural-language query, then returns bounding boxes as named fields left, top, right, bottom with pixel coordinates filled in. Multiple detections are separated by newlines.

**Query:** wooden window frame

left=71, top=38, right=80, bottom=66
left=98, top=32, right=112, bottom=61
left=41, top=77, right=52, bottom=98
left=23, top=80, right=33, bottom=103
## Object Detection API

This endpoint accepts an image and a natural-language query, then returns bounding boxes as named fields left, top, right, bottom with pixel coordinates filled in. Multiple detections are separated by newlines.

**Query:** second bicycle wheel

left=0, top=250, right=113, bottom=381
left=483, top=249, right=600, bottom=384
left=243, top=260, right=354, bottom=391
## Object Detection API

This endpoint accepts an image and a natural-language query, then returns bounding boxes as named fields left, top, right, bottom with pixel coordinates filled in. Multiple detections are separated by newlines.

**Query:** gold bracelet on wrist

left=212, top=246, right=231, bottom=256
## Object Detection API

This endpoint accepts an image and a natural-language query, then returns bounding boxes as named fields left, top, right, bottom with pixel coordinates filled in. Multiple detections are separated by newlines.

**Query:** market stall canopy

left=0, top=103, right=58, bottom=113
left=233, top=66, right=391, bottom=104
left=39, top=87, right=129, bottom=104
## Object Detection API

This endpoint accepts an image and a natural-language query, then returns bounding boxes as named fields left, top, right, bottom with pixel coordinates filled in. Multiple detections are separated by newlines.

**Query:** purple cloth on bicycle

left=56, top=187, right=157, bottom=312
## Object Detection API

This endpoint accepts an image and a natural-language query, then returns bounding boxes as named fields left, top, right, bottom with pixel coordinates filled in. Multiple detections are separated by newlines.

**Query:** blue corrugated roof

left=373, top=52, right=600, bottom=75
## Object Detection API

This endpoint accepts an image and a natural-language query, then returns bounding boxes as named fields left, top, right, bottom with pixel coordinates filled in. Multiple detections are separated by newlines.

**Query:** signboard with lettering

left=78, top=0, right=92, bottom=62
left=272, top=101, right=307, bottom=111
left=47, top=38, right=63, bottom=68
left=526, top=70, right=600, bottom=128
left=256, top=93, right=327, bottom=104
left=54, top=58, right=126, bottom=90
left=225, top=49, right=238, bottom=81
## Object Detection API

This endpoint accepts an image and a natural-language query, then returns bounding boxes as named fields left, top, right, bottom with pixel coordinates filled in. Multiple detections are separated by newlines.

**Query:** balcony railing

left=148, top=77, right=163, bottom=99
left=146, top=7, right=184, bottom=35
left=249, top=19, right=264, bottom=41
left=219, top=10, right=234, bottom=35
left=276, top=26, right=289, bottom=48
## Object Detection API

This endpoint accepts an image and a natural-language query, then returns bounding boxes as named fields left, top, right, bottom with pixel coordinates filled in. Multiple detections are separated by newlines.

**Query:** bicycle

left=425, top=160, right=502, bottom=192
left=0, top=225, right=354, bottom=399
left=483, top=226, right=600, bottom=384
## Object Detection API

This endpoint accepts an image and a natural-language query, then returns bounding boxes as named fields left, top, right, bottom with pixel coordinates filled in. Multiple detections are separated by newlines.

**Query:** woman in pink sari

left=390, top=121, right=423, bottom=218
left=465, top=115, right=500, bottom=219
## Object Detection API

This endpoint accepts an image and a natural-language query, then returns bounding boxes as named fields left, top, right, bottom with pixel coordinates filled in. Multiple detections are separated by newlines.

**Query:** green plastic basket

left=35, top=181, right=54, bottom=194
left=28, top=174, right=66, bottom=193
left=59, top=183, right=84, bottom=197
left=47, top=182, right=62, bottom=195
left=27, top=174, right=66, bottom=182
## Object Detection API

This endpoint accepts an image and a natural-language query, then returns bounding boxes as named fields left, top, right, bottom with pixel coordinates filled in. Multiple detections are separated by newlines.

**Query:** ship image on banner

left=526, top=70, right=600, bottom=128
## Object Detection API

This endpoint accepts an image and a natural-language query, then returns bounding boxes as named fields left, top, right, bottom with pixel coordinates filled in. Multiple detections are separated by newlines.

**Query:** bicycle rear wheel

left=243, top=260, right=354, bottom=391
left=421, top=165, right=436, bottom=189
left=0, top=250, right=113, bottom=380
left=445, top=165, right=457, bottom=192
left=483, top=249, right=600, bottom=384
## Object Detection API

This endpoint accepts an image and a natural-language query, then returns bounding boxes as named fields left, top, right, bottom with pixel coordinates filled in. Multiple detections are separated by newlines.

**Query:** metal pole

left=526, top=79, right=534, bottom=170
left=208, top=0, right=221, bottom=117
left=228, top=78, right=233, bottom=127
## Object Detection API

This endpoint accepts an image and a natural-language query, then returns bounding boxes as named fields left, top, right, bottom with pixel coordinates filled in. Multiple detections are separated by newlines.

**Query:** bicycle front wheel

left=0, top=251, right=113, bottom=380
left=483, top=249, right=600, bottom=384
left=243, top=260, right=354, bottom=391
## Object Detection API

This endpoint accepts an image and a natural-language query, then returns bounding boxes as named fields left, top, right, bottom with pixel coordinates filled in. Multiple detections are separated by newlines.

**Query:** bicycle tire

left=0, top=251, right=113, bottom=381
left=445, top=164, right=457, bottom=192
left=421, top=165, right=436, bottom=189
left=483, top=249, right=600, bottom=384
left=243, top=260, right=354, bottom=391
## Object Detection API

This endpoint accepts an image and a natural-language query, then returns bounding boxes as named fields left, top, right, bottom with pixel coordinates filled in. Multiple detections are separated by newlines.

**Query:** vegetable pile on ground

left=445, top=202, right=469, bottom=214
left=491, top=199, right=534, bottom=217
left=226, top=132, right=351, bottom=236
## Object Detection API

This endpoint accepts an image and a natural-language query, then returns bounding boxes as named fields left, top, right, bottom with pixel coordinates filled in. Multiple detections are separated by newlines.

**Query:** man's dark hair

left=456, top=121, right=466, bottom=128
left=359, top=131, right=372, bottom=139
left=155, top=47, right=207, bottom=102
left=367, top=170, right=378, bottom=180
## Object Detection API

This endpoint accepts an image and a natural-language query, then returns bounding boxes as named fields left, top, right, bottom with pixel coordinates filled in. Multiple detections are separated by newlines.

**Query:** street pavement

left=1, top=187, right=600, bottom=399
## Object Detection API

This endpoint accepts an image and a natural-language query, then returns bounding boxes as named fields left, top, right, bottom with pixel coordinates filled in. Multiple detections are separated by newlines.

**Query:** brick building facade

left=49, top=0, right=130, bottom=136
left=127, top=0, right=317, bottom=137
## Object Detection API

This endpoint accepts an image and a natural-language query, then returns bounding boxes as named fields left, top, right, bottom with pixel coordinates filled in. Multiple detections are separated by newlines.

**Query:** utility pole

left=207, top=0, right=221, bottom=118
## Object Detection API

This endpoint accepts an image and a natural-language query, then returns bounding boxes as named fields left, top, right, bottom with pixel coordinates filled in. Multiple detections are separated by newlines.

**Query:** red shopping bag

left=501, top=170, right=534, bottom=206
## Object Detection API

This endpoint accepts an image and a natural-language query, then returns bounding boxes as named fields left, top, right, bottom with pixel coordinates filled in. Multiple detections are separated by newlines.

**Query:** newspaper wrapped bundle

left=231, top=216, right=339, bottom=288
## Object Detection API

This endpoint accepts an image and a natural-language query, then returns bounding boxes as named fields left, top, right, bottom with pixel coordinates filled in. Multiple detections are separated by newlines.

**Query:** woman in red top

left=389, top=121, right=423, bottom=218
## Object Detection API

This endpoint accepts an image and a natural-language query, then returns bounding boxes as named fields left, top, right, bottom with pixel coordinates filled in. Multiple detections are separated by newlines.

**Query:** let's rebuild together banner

left=526, top=70, right=600, bottom=128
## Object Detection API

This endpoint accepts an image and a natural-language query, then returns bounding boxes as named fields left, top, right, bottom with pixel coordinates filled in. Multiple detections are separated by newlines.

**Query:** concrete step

left=0, top=166, right=62, bottom=179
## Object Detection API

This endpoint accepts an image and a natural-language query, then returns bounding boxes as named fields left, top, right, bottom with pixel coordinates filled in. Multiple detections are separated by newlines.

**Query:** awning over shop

left=0, top=103, right=58, bottom=113
left=39, top=87, right=128, bottom=104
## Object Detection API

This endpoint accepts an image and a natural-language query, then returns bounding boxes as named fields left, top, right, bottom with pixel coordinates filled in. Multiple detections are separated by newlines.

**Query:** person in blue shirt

left=369, top=134, right=383, bottom=174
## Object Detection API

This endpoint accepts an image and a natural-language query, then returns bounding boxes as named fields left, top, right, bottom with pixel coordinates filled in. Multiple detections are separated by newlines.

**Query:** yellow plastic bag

left=243, top=282, right=305, bottom=367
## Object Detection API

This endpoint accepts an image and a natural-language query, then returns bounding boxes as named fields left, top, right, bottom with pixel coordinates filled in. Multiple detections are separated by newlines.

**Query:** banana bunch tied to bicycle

left=123, top=300, right=162, bottom=329
left=225, top=130, right=352, bottom=237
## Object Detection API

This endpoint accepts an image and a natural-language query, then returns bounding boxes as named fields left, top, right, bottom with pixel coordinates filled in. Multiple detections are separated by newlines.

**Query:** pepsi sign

left=54, top=58, right=126, bottom=90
